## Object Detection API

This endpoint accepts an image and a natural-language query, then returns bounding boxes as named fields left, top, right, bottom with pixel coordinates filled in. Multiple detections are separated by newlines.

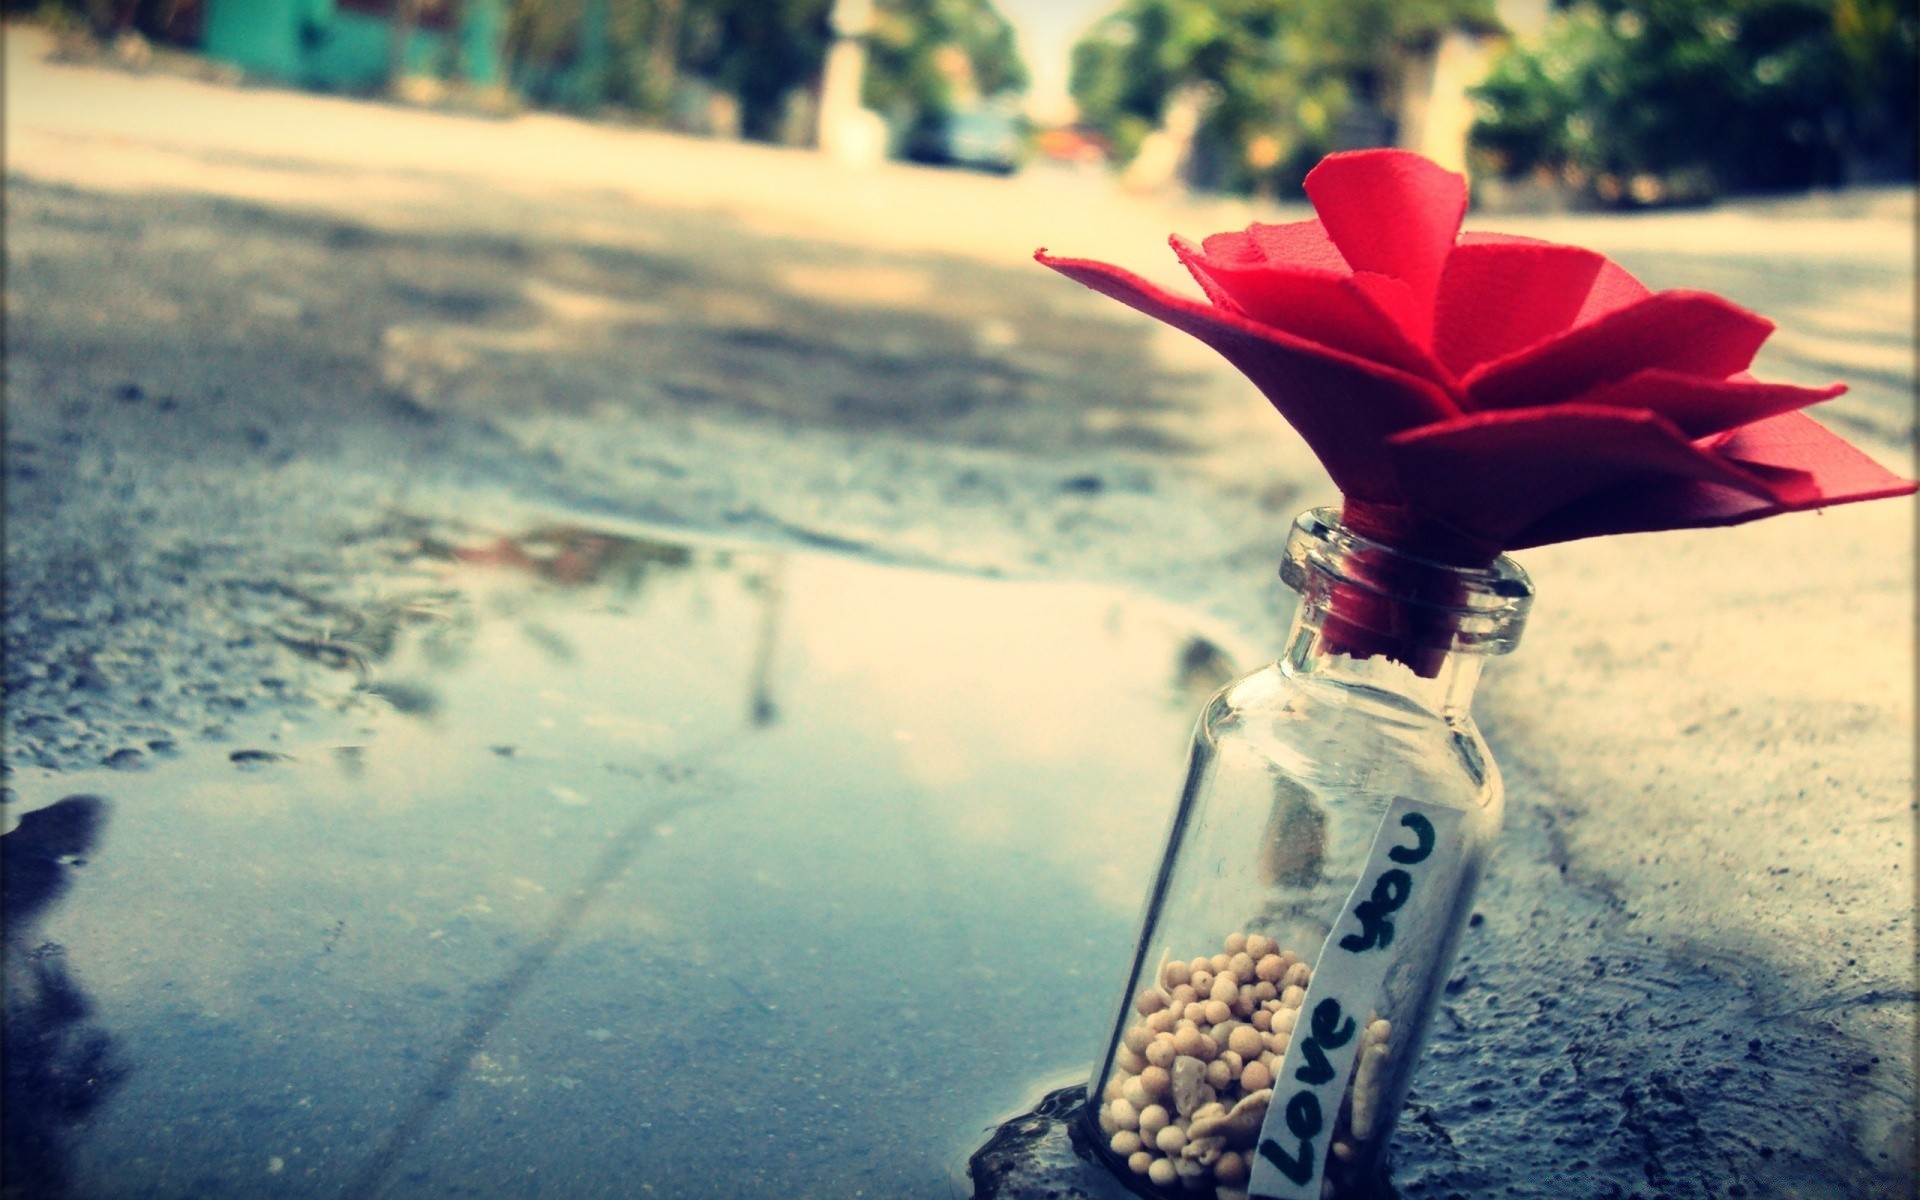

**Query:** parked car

left=903, top=105, right=1024, bottom=175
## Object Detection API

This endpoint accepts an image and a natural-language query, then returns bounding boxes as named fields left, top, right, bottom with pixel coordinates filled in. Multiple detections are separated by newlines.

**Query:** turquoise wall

left=201, top=0, right=505, bottom=92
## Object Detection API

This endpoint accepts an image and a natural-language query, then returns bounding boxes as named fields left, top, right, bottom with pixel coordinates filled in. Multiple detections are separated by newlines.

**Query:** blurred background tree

left=864, top=0, right=1027, bottom=127
left=1069, top=0, right=1500, bottom=194
left=1470, top=0, right=1918, bottom=200
left=499, top=0, right=1020, bottom=142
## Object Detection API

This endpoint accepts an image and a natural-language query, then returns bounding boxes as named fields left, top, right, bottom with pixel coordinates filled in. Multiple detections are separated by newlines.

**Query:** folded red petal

left=1172, top=239, right=1443, bottom=380
left=1384, top=404, right=1792, bottom=548
left=1303, top=150, right=1467, bottom=343
left=1346, top=272, right=1435, bottom=360
left=1710, top=410, right=1916, bottom=505
left=1198, top=219, right=1349, bottom=273
left=1433, top=240, right=1651, bottom=376
left=1463, top=290, right=1775, bottom=411
left=1575, top=369, right=1846, bottom=438
left=1036, top=248, right=1459, bottom=502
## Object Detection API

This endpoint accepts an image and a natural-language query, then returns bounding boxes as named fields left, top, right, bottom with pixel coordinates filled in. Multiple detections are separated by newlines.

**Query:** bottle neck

left=1275, top=508, right=1533, bottom=718
left=1280, top=605, right=1486, bottom=721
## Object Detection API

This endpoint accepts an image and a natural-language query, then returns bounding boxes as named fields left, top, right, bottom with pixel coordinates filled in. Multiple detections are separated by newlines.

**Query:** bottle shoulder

left=1196, top=663, right=1499, bottom=808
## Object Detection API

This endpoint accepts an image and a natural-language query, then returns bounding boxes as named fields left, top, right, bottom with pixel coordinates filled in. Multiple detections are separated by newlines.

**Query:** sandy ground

left=6, top=25, right=1914, bottom=1197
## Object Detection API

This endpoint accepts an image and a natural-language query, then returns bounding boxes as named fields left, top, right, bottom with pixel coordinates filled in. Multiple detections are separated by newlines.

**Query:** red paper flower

left=1038, top=149, right=1913, bottom=566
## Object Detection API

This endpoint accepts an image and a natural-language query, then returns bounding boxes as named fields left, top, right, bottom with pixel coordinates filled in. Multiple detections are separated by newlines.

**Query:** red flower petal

left=1303, top=150, right=1467, bottom=343
left=1509, top=412, right=1914, bottom=545
left=1197, top=219, right=1348, bottom=273
left=1036, top=248, right=1459, bottom=502
left=1172, top=238, right=1444, bottom=381
left=1384, top=404, right=1793, bottom=548
left=1463, top=291, right=1774, bottom=411
left=1433, top=238, right=1650, bottom=376
left=1574, top=369, right=1846, bottom=439
left=1710, top=410, right=1915, bottom=503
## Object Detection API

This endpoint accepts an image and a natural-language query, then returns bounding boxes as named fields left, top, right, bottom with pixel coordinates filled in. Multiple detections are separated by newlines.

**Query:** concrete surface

left=5, top=24, right=1915, bottom=1198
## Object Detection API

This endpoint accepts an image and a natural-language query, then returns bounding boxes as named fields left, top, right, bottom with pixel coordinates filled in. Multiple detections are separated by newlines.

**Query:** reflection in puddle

left=3, top=795, right=125, bottom=1200
left=3, top=521, right=1256, bottom=1199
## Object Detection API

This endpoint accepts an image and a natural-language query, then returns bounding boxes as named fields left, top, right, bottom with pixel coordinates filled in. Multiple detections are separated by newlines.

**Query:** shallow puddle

left=3, top=521, right=1254, bottom=1200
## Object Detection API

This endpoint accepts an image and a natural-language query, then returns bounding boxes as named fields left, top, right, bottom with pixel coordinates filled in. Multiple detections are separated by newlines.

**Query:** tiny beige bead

left=1268, top=1029, right=1291, bottom=1055
left=1140, top=1065, right=1172, bottom=1100
left=1271, top=1007, right=1299, bottom=1033
left=1190, top=970, right=1214, bottom=996
left=1136, top=990, right=1168, bottom=1017
left=1223, top=931, right=1248, bottom=955
left=1147, top=1157, right=1177, bottom=1187
left=1228, top=1025, right=1266, bottom=1059
left=1330, top=1139, right=1354, bottom=1161
left=1125, top=1023, right=1155, bottom=1054
left=1281, top=985, right=1307, bottom=1008
left=1155, top=1125, right=1188, bottom=1155
left=1204, top=1058, right=1232, bottom=1089
left=1128, top=1150, right=1154, bottom=1175
left=1368, top=1018, right=1392, bottom=1045
left=1214, top=1150, right=1249, bottom=1186
left=1254, top=954, right=1286, bottom=983
left=1147, top=1036, right=1178, bottom=1069
left=1146, top=1009, right=1179, bottom=1034
left=1228, top=952, right=1255, bottom=979
left=1171, top=984, right=1199, bottom=1008
left=1110, top=1097, right=1140, bottom=1130
left=1240, top=1060, right=1273, bottom=1091
left=1163, top=960, right=1192, bottom=989
left=1116, top=1045, right=1146, bottom=1074
left=1219, top=1050, right=1244, bottom=1075
left=1123, top=1075, right=1149, bottom=1107
left=1209, top=953, right=1232, bottom=973
left=1138, top=1104, right=1171, bottom=1136
left=1203, top=999, right=1232, bottom=1025
left=1172, top=1026, right=1206, bottom=1058
left=1111, top=1130, right=1143, bottom=1157
left=1284, top=962, right=1311, bottom=989
left=1184, top=1002, right=1208, bottom=1024
left=1189, top=956, right=1211, bottom=975
left=1251, top=980, right=1278, bottom=1003
left=1099, top=1105, right=1117, bottom=1134
left=1262, top=998, right=1283, bottom=1013
left=1230, top=994, right=1254, bottom=1020
left=1252, top=1009, right=1273, bottom=1032
left=1196, top=1034, right=1219, bottom=1062
left=1103, top=1075, right=1127, bottom=1101
left=1175, top=1017, right=1198, bottom=1034
left=1210, top=975, right=1239, bottom=1004
left=1245, top=934, right=1275, bottom=959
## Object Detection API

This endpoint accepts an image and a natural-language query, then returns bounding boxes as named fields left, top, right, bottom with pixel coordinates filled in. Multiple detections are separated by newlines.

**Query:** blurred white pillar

left=818, top=0, right=887, bottom=166
left=1399, top=29, right=1497, bottom=176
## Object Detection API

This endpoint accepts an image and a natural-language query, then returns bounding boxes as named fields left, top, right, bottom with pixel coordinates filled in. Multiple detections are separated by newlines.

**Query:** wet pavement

left=6, top=524, right=1252, bottom=1199
left=6, top=27, right=1916, bottom=1200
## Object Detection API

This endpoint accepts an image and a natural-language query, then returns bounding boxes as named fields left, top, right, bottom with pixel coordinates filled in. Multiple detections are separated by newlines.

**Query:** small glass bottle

left=1087, top=509, right=1532, bottom=1199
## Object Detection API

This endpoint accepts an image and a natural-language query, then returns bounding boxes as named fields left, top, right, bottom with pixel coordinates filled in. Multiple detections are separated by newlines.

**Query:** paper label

left=1247, top=796, right=1464, bottom=1200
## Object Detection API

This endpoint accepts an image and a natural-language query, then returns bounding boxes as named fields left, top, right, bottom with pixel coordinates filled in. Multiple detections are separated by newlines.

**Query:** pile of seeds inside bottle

left=1096, top=931, right=1393, bottom=1197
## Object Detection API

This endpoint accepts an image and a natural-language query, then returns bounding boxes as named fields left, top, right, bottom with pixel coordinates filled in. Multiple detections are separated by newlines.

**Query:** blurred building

left=201, top=0, right=505, bottom=91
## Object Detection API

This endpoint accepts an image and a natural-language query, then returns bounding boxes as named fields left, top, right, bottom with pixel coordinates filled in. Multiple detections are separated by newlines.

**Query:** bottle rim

left=1280, top=508, right=1534, bottom=654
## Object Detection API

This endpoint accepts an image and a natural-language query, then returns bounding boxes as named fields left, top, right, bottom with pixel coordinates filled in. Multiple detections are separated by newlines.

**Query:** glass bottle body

left=1087, top=511, right=1530, bottom=1199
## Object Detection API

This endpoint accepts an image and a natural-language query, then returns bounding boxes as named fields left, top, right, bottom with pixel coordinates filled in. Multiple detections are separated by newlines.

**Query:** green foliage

left=1069, top=0, right=1498, bottom=193
left=502, top=0, right=1023, bottom=141
left=865, top=0, right=1028, bottom=128
left=1471, top=0, right=1918, bottom=198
